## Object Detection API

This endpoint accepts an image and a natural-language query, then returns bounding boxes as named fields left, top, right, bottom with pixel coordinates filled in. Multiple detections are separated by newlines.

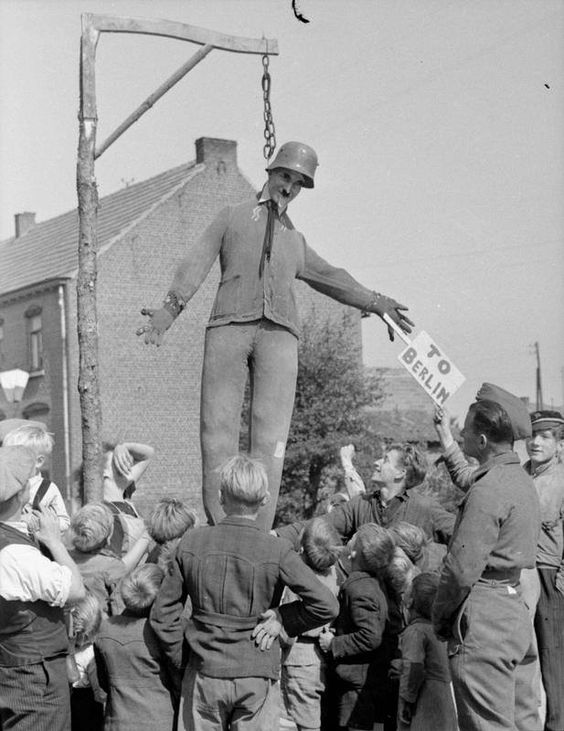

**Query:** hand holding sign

left=383, top=314, right=465, bottom=406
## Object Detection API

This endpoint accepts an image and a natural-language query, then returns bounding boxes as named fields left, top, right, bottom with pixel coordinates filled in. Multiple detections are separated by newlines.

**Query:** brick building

left=0, top=137, right=361, bottom=518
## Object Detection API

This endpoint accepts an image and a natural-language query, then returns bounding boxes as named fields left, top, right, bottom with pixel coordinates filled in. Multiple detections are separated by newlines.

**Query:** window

left=25, top=305, right=43, bottom=372
left=22, top=402, right=50, bottom=421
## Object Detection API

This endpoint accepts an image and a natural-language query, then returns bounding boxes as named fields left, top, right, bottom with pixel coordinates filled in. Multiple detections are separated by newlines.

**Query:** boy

left=70, top=502, right=151, bottom=615
left=0, top=445, right=85, bottom=730
left=146, top=497, right=198, bottom=570
left=150, top=454, right=339, bottom=731
left=102, top=439, right=154, bottom=556
left=280, top=518, right=342, bottom=731
left=95, top=564, right=177, bottom=731
left=525, top=410, right=564, bottom=731
left=3, top=424, right=70, bottom=532
left=319, top=523, right=397, bottom=731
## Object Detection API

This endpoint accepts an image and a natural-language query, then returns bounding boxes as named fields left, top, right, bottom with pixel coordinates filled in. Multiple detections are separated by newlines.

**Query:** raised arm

left=34, top=506, right=85, bottom=603
left=433, top=406, right=476, bottom=492
left=112, top=441, right=155, bottom=483
left=299, top=241, right=414, bottom=341
left=340, top=444, right=366, bottom=498
left=137, top=206, right=230, bottom=346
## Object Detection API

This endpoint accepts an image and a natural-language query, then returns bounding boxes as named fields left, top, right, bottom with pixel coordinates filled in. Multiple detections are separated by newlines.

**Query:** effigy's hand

left=366, top=292, right=414, bottom=341
left=136, top=308, right=174, bottom=347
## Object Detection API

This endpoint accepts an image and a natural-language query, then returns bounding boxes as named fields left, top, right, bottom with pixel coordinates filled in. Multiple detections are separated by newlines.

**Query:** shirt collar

left=524, top=455, right=559, bottom=478
left=0, top=520, right=31, bottom=535
left=219, top=514, right=267, bottom=532
left=472, top=450, right=520, bottom=482
left=371, top=489, right=408, bottom=509
left=29, top=473, right=42, bottom=489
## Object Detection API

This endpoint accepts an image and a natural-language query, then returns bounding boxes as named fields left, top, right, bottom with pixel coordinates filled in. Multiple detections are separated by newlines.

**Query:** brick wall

left=0, top=284, right=69, bottom=498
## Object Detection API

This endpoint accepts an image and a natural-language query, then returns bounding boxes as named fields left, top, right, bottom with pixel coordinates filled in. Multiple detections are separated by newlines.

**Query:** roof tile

left=0, top=161, right=199, bottom=295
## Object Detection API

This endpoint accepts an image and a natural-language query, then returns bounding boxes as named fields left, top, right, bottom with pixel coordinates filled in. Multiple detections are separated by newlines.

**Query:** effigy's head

left=266, top=141, right=318, bottom=189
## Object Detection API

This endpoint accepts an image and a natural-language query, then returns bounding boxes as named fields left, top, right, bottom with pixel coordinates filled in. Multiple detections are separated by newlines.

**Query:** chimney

left=195, top=138, right=237, bottom=172
left=14, top=212, right=36, bottom=238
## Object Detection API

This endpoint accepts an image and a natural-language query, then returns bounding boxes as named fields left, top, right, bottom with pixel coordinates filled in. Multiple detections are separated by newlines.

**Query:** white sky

left=1, top=0, right=563, bottom=421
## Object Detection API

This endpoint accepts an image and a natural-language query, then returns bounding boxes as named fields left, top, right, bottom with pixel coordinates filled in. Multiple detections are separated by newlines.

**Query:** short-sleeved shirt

left=0, top=521, right=71, bottom=606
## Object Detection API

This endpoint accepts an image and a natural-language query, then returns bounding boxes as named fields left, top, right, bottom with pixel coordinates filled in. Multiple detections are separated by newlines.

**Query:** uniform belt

left=295, top=636, right=318, bottom=644
left=192, top=608, right=260, bottom=630
left=480, top=568, right=520, bottom=583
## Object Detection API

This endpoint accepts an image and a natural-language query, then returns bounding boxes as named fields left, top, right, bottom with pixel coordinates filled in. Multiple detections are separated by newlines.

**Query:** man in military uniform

left=432, top=386, right=541, bottom=730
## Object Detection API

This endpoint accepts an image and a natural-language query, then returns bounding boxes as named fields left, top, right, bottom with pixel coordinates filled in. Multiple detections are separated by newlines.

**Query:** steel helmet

left=265, top=141, right=318, bottom=188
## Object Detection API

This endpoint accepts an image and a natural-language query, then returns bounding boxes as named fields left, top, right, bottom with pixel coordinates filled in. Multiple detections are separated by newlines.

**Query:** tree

left=275, top=308, right=383, bottom=525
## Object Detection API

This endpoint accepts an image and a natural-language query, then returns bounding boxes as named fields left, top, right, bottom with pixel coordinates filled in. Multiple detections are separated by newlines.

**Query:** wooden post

left=77, top=19, right=103, bottom=502
left=76, top=14, right=278, bottom=502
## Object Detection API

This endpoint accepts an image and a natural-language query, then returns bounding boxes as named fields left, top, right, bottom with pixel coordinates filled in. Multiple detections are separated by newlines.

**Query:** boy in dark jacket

left=319, top=523, right=397, bottom=731
left=150, top=454, right=338, bottom=730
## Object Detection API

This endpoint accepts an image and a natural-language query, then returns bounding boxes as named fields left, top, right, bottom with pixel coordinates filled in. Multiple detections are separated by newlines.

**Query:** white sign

left=397, top=331, right=465, bottom=405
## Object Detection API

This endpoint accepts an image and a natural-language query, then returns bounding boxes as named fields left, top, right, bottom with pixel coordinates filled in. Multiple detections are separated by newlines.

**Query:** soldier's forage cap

left=0, top=445, right=36, bottom=503
left=530, top=410, right=564, bottom=432
left=475, top=383, right=531, bottom=441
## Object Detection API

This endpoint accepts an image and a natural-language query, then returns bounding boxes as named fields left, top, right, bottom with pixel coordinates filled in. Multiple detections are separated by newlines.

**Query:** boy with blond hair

left=150, top=454, right=338, bottom=731
left=3, top=424, right=70, bottom=532
left=69, top=502, right=151, bottom=615
left=146, top=497, right=198, bottom=570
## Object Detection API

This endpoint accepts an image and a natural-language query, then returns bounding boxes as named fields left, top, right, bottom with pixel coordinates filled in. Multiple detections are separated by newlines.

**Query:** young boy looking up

left=0, top=445, right=85, bottom=730
left=319, top=523, right=397, bottom=731
left=150, top=454, right=339, bottom=731
left=3, top=424, right=70, bottom=532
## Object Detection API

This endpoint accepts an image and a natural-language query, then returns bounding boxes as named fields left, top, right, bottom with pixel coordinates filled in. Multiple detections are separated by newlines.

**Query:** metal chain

left=261, top=54, right=276, bottom=160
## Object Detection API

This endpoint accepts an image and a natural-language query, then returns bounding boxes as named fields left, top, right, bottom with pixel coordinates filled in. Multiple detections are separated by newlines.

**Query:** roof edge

left=67, top=163, right=205, bottom=280
left=0, top=277, right=72, bottom=304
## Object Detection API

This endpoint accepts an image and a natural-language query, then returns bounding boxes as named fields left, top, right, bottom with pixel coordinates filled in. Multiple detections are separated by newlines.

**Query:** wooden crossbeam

left=84, top=14, right=279, bottom=55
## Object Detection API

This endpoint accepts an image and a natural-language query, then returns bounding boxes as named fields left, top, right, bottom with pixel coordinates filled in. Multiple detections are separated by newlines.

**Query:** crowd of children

left=0, top=395, right=562, bottom=730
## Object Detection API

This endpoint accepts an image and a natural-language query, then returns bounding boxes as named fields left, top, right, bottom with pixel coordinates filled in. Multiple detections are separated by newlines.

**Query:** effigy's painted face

left=267, top=168, right=304, bottom=211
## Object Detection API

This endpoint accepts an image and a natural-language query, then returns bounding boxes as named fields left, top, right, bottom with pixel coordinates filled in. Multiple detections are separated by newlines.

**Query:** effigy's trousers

left=200, top=320, right=298, bottom=530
